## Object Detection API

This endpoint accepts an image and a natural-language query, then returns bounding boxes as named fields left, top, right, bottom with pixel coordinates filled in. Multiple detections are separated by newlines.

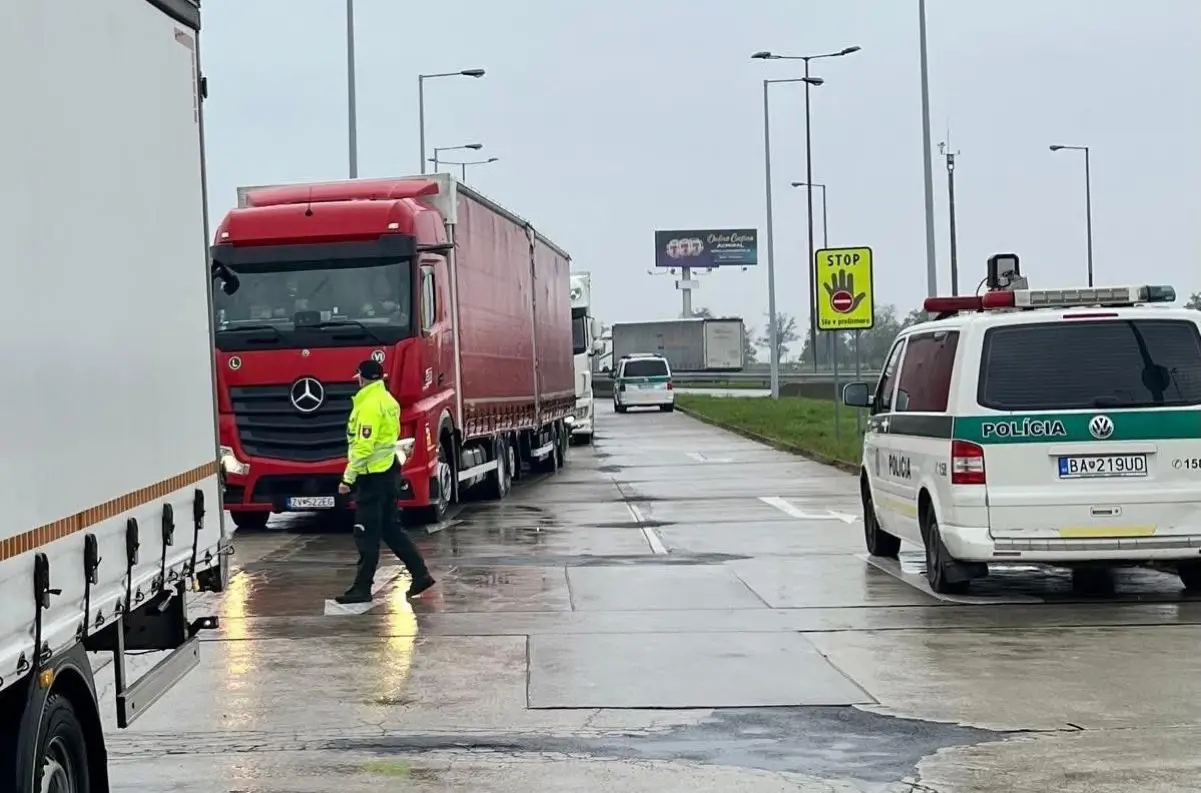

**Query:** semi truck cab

left=568, top=272, right=603, bottom=444
left=210, top=179, right=456, bottom=529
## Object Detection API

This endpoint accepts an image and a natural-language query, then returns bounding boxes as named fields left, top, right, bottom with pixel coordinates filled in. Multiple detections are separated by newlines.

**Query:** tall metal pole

left=762, top=80, right=780, bottom=400
left=680, top=268, right=693, bottom=318
left=941, top=143, right=960, bottom=295
left=803, top=58, right=818, bottom=372
left=918, top=0, right=938, bottom=296
left=418, top=77, right=427, bottom=174
left=346, top=0, right=358, bottom=178
left=1084, top=147, right=1094, bottom=287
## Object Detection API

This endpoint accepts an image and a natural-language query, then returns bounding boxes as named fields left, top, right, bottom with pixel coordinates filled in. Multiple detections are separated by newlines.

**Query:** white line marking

left=760, top=496, right=858, bottom=524
left=323, top=566, right=402, bottom=615
left=685, top=452, right=733, bottom=463
left=643, top=526, right=668, bottom=555
left=627, top=503, right=668, bottom=555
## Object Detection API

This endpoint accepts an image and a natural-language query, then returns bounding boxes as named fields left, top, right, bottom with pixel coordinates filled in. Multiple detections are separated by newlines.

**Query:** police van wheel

left=922, top=511, right=969, bottom=595
left=1177, top=562, right=1201, bottom=592
left=861, top=485, right=900, bottom=558
left=1071, top=566, right=1116, bottom=596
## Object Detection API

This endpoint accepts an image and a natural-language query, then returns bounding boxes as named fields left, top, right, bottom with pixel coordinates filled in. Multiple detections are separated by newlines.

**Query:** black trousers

left=350, top=463, right=429, bottom=592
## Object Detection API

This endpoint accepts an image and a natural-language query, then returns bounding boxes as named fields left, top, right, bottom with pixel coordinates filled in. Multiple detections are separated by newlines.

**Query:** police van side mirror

left=842, top=382, right=871, bottom=408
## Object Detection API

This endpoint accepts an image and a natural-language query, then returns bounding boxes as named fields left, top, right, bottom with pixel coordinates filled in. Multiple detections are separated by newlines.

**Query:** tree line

left=695, top=290, right=1201, bottom=372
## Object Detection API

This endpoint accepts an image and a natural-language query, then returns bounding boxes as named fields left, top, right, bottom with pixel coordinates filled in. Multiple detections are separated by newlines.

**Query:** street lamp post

left=418, top=69, right=486, bottom=174
left=918, top=0, right=938, bottom=297
left=429, top=157, right=499, bottom=181
left=790, top=182, right=827, bottom=247
left=753, top=46, right=860, bottom=375
left=1049, top=144, right=1094, bottom=287
left=346, top=0, right=357, bottom=177
left=758, top=76, right=825, bottom=400
left=430, top=143, right=483, bottom=174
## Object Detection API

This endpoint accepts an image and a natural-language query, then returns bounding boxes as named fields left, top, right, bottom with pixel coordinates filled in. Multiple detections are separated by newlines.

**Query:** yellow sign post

left=814, top=246, right=874, bottom=331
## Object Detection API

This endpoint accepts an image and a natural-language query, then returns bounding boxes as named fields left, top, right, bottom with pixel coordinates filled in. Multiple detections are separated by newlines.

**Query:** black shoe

left=407, top=574, right=436, bottom=598
left=335, top=589, right=373, bottom=604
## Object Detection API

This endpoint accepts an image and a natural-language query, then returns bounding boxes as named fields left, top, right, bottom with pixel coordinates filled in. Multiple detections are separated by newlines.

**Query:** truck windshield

left=978, top=319, right=1201, bottom=411
left=213, top=258, right=413, bottom=351
left=572, top=308, right=588, bottom=355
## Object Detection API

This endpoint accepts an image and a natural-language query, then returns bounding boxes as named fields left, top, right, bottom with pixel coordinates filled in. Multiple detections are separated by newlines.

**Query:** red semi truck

left=209, top=175, right=575, bottom=528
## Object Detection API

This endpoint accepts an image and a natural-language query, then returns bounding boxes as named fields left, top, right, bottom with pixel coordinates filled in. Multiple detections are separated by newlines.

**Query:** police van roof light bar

left=923, top=296, right=983, bottom=314
left=1008, top=284, right=1175, bottom=309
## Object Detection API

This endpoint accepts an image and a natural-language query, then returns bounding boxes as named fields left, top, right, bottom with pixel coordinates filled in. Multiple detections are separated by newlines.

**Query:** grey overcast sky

left=201, top=1, right=1201, bottom=346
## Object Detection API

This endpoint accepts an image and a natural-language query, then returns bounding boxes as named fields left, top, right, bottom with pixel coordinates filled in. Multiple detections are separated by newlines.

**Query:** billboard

left=654, top=228, right=757, bottom=269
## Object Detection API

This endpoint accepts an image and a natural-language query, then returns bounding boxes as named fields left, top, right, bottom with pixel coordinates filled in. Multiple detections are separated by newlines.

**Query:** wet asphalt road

left=99, top=403, right=1201, bottom=791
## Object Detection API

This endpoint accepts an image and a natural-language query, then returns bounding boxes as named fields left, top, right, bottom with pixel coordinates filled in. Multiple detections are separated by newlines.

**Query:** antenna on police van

left=987, top=253, right=1027, bottom=292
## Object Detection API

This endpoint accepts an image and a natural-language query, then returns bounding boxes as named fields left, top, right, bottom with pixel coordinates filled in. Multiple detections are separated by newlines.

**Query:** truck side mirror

left=590, top=318, right=603, bottom=338
left=591, top=338, right=604, bottom=354
left=842, top=382, right=871, bottom=408
left=211, top=263, right=240, bottom=295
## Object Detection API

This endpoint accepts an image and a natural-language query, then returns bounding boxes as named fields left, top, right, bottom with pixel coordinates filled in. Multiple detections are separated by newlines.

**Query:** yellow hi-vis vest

left=343, top=379, right=400, bottom=485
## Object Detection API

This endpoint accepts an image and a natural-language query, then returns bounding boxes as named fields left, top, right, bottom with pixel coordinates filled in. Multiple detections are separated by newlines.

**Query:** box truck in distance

left=210, top=175, right=575, bottom=528
left=1, top=0, right=229, bottom=790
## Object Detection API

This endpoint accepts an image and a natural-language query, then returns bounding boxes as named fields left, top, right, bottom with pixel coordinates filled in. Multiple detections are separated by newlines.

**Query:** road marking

left=627, top=503, right=668, bottom=555
left=760, top=496, right=858, bottom=524
left=323, top=567, right=402, bottom=615
left=685, top=452, right=733, bottom=463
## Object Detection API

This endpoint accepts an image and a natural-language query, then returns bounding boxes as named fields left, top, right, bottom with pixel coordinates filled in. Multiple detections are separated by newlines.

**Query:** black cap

left=356, top=360, right=384, bottom=380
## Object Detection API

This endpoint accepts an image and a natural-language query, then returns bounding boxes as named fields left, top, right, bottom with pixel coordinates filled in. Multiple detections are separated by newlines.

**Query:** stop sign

left=831, top=290, right=854, bottom=313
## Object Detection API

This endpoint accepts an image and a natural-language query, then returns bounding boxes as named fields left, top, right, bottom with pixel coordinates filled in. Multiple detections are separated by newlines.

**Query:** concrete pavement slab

left=730, top=556, right=947, bottom=609
left=806, top=625, right=1201, bottom=731
left=565, top=564, right=767, bottom=611
left=656, top=521, right=865, bottom=556
left=528, top=632, right=876, bottom=708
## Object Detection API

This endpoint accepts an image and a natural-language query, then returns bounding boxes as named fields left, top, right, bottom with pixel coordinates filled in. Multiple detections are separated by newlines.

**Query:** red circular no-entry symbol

left=831, top=290, right=854, bottom=313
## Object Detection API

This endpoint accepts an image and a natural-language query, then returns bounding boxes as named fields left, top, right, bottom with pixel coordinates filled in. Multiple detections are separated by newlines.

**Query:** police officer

left=335, top=359, right=436, bottom=604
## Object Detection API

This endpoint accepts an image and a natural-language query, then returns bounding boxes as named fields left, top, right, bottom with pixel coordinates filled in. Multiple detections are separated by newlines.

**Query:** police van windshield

left=978, top=319, right=1201, bottom=411
left=622, top=359, right=669, bottom=378
left=214, top=258, right=413, bottom=351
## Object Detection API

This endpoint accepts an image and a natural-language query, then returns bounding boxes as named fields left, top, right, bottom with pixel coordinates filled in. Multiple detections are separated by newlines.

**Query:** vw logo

left=371, top=349, right=385, bottom=363
left=570, top=286, right=583, bottom=301
left=290, top=377, right=325, bottom=413
left=1089, top=414, right=1114, bottom=440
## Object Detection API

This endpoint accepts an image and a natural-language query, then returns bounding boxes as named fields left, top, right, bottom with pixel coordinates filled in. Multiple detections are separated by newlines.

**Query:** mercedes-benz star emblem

left=290, top=377, right=325, bottom=413
left=1089, top=414, right=1114, bottom=440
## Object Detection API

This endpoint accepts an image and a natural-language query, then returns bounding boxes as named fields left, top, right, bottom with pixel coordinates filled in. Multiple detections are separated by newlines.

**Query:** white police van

left=613, top=353, right=675, bottom=413
left=843, top=255, right=1201, bottom=594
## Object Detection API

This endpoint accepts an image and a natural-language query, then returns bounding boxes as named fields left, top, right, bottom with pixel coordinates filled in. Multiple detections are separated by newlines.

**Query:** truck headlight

left=219, top=445, right=250, bottom=476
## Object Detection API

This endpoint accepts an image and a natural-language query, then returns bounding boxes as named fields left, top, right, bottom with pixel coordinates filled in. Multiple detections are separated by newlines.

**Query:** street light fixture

left=418, top=69, right=487, bottom=173
left=790, top=182, right=827, bottom=247
left=753, top=45, right=860, bottom=380
left=430, top=144, right=484, bottom=173
left=759, top=76, right=824, bottom=399
left=429, top=156, right=500, bottom=181
left=1049, top=144, right=1094, bottom=287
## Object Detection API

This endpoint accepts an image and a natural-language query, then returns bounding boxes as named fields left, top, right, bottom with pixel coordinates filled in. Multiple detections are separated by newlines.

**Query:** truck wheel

left=229, top=511, right=269, bottom=531
left=33, top=694, right=91, bottom=793
left=412, top=440, right=453, bottom=525
left=555, top=421, right=568, bottom=467
left=485, top=436, right=512, bottom=500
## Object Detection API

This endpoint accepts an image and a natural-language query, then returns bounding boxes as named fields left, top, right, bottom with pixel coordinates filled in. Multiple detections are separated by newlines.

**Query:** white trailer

left=611, top=318, right=745, bottom=372
left=0, top=1, right=227, bottom=790
left=568, top=272, right=604, bottom=443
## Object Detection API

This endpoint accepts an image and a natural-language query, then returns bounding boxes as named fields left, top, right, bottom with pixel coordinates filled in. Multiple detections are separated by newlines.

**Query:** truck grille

left=230, top=382, right=357, bottom=463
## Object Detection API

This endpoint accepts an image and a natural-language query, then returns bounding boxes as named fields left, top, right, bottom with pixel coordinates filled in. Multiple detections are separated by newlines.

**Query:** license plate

left=1058, top=454, right=1147, bottom=479
left=286, top=496, right=336, bottom=509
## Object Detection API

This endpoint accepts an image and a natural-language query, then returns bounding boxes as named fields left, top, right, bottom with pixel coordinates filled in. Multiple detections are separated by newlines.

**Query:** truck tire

left=229, top=511, right=269, bottom=531
left=484, top=436, right=512, bottom=500
left=410, top=437, right=454, bottom=525
left=31, top=693, right=92, bottom=793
